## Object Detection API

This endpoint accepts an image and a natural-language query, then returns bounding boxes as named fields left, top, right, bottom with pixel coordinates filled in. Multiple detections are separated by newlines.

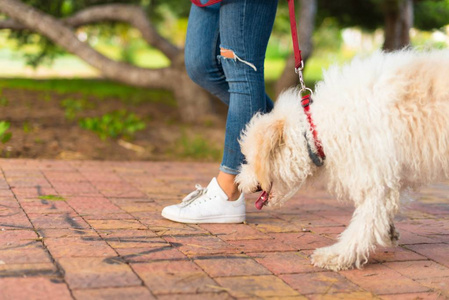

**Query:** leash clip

left=294, top=60, right=304, bottom=73
left=295, top=60, right=309, bottom=94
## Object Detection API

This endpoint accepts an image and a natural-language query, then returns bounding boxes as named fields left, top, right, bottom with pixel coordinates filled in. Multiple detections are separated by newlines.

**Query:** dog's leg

left=388, top=222, right=400, bottom=246
left=311, top=189, right=399, bottom=271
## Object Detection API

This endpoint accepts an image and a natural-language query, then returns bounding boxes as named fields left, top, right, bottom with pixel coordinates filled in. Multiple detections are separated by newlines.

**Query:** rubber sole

left=161, top=211, right=245, bottom=224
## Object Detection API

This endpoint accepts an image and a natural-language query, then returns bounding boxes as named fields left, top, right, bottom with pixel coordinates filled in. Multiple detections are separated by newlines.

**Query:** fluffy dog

left=236, top=49, right=449, bottom=271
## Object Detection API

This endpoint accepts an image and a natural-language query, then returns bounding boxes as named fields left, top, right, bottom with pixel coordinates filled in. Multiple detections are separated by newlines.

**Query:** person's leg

left=184, top=1, right=274, bottom=109
left=217, top=0, right=277, bottom=198
left=162, top=2, right=247, bottom=224
left=161, top=0, right=277, bottom=224
left=184, top=2, right=230, bottom=104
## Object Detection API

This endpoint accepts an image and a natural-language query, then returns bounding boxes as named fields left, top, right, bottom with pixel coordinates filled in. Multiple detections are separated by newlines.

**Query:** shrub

left=79, top=110, right=146, bottom=140
left=0, top=121, right=12, bottom=144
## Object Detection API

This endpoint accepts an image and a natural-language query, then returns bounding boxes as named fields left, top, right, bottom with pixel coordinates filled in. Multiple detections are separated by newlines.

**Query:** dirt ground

left=0, top=87, right=227, bottom=161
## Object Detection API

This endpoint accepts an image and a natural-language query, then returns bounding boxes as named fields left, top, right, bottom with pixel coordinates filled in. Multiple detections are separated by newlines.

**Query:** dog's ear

left=254, top=119, right=285, bottom=191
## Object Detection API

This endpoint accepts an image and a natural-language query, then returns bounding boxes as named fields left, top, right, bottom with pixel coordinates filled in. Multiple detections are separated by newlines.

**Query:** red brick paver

left=0, top=159, right=448, bottom=299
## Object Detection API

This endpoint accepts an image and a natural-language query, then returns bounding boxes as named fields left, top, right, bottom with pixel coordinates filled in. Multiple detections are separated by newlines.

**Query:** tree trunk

left=275, top=0, right=317, bottom=97
left=173, top=71, right=216, bottom=122
left=383, top=0, right=413, bottom=51
left=0, top=0, right=213, bottom=122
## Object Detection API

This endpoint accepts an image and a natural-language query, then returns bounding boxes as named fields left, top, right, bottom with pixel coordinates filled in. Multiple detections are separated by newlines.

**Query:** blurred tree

left=1, top=0, right=449, bottom=113
left=379, top=0, right=414, bottom=51
left=319, top=0, right=449, bottom=51
left=316, top=0, right=412, bottom=52
left=276, top=0, right=449, bottom=93
left=0, top=0, right=211, bottom=123
left=414, top=0, right=449, bottom=30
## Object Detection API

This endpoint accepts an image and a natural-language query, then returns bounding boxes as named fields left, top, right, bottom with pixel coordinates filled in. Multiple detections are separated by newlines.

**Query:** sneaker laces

left=180, top=184, right=208, bottom=207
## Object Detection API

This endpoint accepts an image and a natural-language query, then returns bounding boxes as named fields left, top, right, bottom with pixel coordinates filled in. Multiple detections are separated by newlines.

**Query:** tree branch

left=0, top=18, right=24, bottom=30
left=65, top=4, right=180, bottom=61
left=0, top=3, right=180, bottom=61
left=0, top=0, right=176, bottom=89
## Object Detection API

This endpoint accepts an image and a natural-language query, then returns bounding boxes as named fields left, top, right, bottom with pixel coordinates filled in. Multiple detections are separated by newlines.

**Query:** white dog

left=236, top=49, right=449, bottom=271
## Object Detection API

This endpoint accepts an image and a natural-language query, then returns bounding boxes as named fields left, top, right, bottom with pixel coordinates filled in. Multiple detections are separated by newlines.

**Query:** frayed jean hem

left=219, top=164, right=240, bottom=175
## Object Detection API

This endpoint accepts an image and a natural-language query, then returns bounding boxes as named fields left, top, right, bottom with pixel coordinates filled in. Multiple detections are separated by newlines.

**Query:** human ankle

left=216, top=172, right=240, bottom=201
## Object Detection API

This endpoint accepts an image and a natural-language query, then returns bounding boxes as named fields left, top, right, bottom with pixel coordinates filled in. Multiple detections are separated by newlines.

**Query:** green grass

left=0, top=78, right=176, bottom=106
left=38, top=195, right=66, bottom=201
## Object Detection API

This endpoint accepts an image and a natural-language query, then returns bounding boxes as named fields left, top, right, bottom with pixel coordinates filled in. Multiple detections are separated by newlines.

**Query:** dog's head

left=236, top=89, right=317, bottom=206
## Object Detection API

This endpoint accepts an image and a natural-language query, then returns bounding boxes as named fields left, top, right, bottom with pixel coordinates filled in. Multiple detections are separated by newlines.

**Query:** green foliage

left=318, top=0, right=449, bottom=32
left=11, top=0, right=145, bottom=66
left=4, top=0, right=449, bottom=71
left=60, top=98, right=95, bottom=120
left=313, top=18, right=343, bottom=54
left=149, top=0, right=190, bottom=24
left=7, top=0, right=191, bottom=67
left=89, top=36, right=170, bottom=68
left=78, top=110, right=146, bottom=140
left=121, top=44, right=135, bottom=65
left=174, top=131, right=222, bottom=161
left=22, top=40, right=66, bottom=68
left=0, top=121, right=12, bottom=144
left=317, top=0, right=383, bottom=31
left=415, top=0, right=449, bottom=30
left=38, top=194, right=66, bottom=201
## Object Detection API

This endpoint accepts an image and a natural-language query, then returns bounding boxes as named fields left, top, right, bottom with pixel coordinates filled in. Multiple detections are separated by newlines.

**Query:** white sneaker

left=161, top=178, right=246, bottom=224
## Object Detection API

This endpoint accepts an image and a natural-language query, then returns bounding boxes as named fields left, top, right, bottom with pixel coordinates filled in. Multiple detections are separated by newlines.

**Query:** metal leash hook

left=295, top=60, right=313, bottom=97
left=295, top=60, right=305, bottom=90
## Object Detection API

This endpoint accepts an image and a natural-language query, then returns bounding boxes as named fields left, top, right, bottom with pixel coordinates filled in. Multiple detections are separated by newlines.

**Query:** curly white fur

left=236, top=49, right=449, bottom=271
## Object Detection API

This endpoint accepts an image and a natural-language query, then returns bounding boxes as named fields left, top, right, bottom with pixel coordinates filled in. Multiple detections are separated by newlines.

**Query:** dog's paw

left=311, top=246, right=358, bottom=271
left=388, top=224, right=400, bottom=247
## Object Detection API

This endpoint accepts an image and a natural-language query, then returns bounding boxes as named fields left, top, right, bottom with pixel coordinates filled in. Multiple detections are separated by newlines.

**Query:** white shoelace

left=180, top=184, right=208, bottom=207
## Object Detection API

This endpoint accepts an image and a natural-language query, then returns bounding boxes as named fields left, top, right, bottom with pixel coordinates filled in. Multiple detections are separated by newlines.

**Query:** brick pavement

left=0, top=159, right=448, bottom=299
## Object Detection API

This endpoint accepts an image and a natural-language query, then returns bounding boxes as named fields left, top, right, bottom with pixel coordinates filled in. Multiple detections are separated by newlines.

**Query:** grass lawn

left=0, top=77, right=176, bottom=106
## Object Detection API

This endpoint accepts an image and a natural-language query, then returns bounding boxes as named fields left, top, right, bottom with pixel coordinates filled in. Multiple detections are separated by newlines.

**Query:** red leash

left=285, top=0, right=325, bottom=162
left=255, top=0, right=325, bottom=210
left=287, top=0, right=303, bottom=71
left=190, top=0, right=325, bottom=209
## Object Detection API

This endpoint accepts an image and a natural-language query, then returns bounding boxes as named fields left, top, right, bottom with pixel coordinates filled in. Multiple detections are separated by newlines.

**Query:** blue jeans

left=185, top=0, right=278, bottom=175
